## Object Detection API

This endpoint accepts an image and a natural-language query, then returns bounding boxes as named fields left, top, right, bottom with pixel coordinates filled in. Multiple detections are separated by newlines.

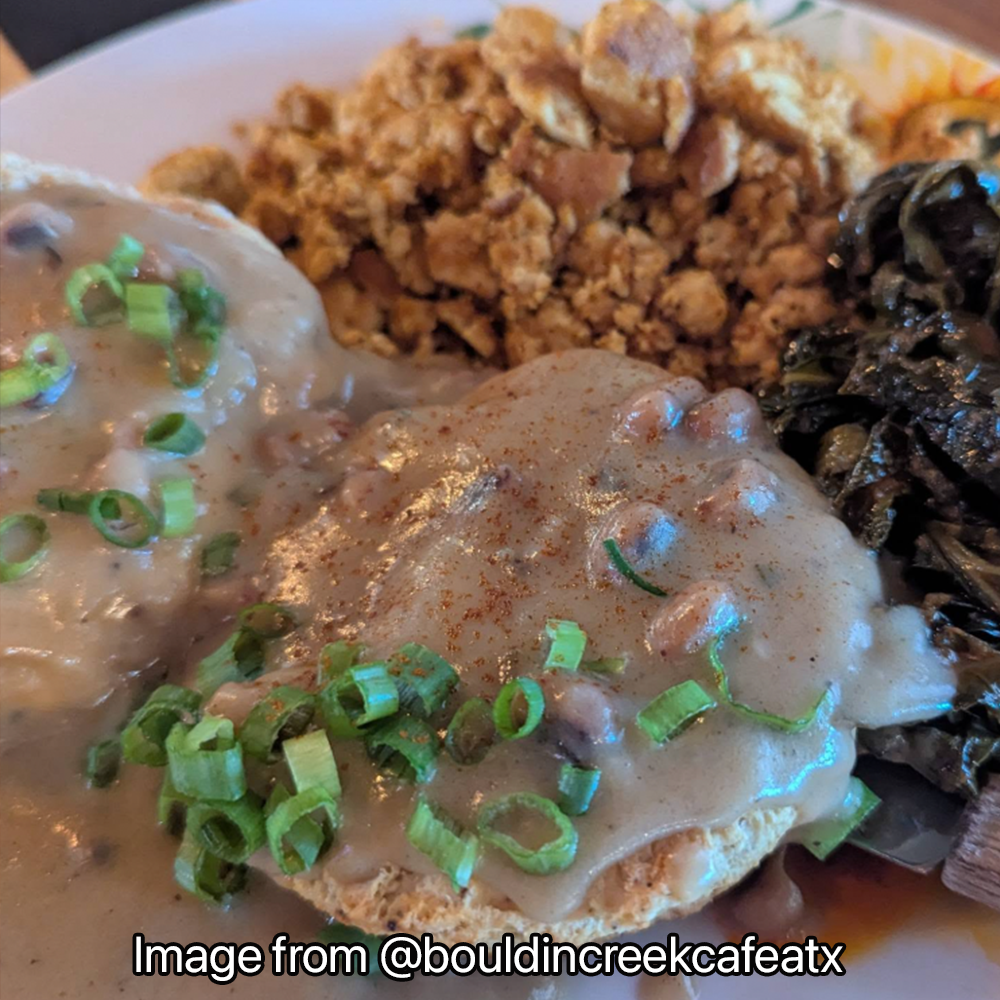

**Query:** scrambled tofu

left=144, top=0, right=876, bottom=387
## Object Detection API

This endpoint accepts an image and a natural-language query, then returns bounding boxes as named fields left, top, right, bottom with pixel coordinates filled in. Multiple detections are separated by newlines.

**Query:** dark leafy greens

left=763, top=160, right=1000, bottom=797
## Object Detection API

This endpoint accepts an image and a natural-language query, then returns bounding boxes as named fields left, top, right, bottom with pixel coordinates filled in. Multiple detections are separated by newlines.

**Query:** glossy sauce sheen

left=0, top=184, right=475, bottom=723
left=0, top=181, right=958, bottom=995
left=244, top=350, right=956, bottom=922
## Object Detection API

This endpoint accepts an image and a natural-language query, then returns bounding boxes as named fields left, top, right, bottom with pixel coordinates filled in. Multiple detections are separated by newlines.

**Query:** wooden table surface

left=0, top=0, right=998, bottom=98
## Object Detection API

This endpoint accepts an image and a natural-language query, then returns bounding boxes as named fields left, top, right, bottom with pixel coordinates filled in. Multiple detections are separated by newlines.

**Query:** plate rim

left=1, top=0, right=997, bottom=114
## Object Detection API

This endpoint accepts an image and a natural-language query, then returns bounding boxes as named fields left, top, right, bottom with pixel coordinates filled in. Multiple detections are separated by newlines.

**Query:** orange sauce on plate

left=719, top=846, right=1000, bottom=965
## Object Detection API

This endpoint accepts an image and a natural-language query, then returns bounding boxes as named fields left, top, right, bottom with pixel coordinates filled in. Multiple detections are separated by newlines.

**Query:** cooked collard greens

left=763, top=161, right=1000, bottom=796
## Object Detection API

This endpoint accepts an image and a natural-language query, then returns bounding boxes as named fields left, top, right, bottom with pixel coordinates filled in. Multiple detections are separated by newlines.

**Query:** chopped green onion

left=167, top=334, right=221, bottom=392
left=637, top=679, right=717, bottom=744
left=187, top=793, right=266, bottom=864
left=0, top=333, right=74, bottom=408
left=266, top=786, right=339, bottom=875
left=316, top=924, right=383, bottom=974
left=36, top=488, right=92, bottom=514
left=143, top=413, right=206, bottom=455
left=603, top=538, right=668, bottom=597
left=121, top=684, right=202, bottom=766
left=87, top=489, right=158, bottom=548
left=557, top=764, right=601, bottom=816
left=157, top=773, right=191, bottom=835
left=125, top=283, right=183, bottom=344
left=159, top=477, right=197, bottom=538
left=174, top=831, right=247, bottom=907
left=196, top=628, right=265, bottom=696
left=106, top=234, right=145, bottom=279
left=285, top=729, right=342, bottom=799
left=177, top=268, right=227, bottom=340
left=797, top=778, right=882, bottom=861
left=388, top=643, right=460, bottom=718
left=477, top=792, right=578, bottom=875
left=493, top=677, right=545, bottom=741
left=166, top=715, right=246, bottom=802
left=445, top=697, right=496, bottom=765
left=84, top=738, right=121, bottom=789
left=365, top=714, right=440, bottom=784
left=318, top=640, right=365, bottom=682
left=239, top=602, right=296, bottom=639
left=320, top=665, right=399, bottom=739
left=239, top=686, right=316, bottom=762
left=0, top=513, right=50, bottom=583
left=708, top=641, right=829, bottom=734
left=65, top=263, right=124, bottom=325
left=581, top=657, right=626, bottom=675
left=201, top=531, right=240, bottom=577
left=544, top=619, right=587, bottom=671
left=265, top=782, right=327, bottom=872
left=407, top=796, right=478, bottom=892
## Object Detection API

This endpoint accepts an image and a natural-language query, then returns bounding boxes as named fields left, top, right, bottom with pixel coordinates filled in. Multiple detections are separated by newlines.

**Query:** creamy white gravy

left=0, top=183, right=477, bottom=724
left=243, top=350, right=955, bottom=923
left=0, top=180, right=956, bottom=998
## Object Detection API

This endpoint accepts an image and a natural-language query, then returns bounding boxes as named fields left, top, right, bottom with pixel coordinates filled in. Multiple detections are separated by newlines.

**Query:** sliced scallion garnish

left=637, top=679, right=717, bottom=744
left=201, top=531, right=240, bottom=577
left=477, top=792, right=578, bottom=875
left=177, top=268, right=227, bottom=340
left=557, top=764, right=601, bottom=816
left=320, top=665, right=399, bottom=739
left=174, top=830, right=247, bottom=907
left=445, top=697, right=496, bottom=765
left=493, top=677, right=544, bottom=741
left=65, top=263, right=124, bottom=326
left=406, top=796, right=478, bottom=892
left=544, top=619, right=587, bottom=671
left=166, top=328, right=221, bottom=392
left=157, top=773, right=191, bottom=835
left=84, top=738, right=122, bottom=789
left=144, top=413, right=206, bottom=456
left=238, top=686, right=316, bottom=763
left=284, top=729, right=342, bottom=800
left=365, top=714, right=440, bottom=783
left=603, top=538, right=668, bottom=597
left=187, top=793, right=266, bottom=864
left=160, top=477, right=197, bottom=538
left=88, top=489, right=158, bottom=548
left=125, top=283, right=184, bottom=344
left=196, top=628, right=266, bottom=696
left=388, top=643, right=460, bottom=718
left=265, top=785, right=339, bottom=875
left=0, top=333, right=73, bottom=408
left=121, top=684, right=202, bottom=766
left=708, top=640, right=829, bottom=734
left=166, top=715, right=246, bottom=802
left=265, top=782, right=327, bottom=873
left=797, top=777, right=881, bottom=860
left=106, top=233, right=145, bottom=279
left=318, top=640, right=365, bottom=682
left=581, top=656, right=626, bottom=675
left=0, top=513, right=50, bottom=583
left=36, top=488, right=92, bottom=514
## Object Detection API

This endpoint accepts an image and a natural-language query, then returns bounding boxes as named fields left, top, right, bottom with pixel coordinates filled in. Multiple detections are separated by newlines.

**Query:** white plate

left=1, top=2, right=998, bottom=998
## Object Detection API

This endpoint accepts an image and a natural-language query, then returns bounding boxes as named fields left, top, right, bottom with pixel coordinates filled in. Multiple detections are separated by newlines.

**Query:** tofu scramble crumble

left=144, top=1, right=876, bottom=389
